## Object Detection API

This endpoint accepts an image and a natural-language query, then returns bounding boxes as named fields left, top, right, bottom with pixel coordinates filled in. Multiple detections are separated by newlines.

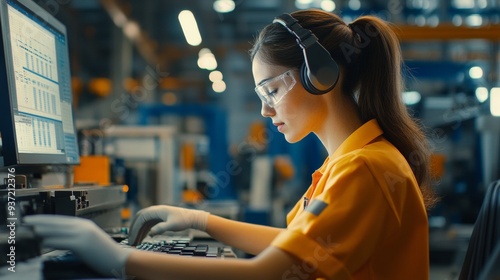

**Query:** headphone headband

left=273, top=14, right=317, bottom=50
left=273, top=13, right=339, bottom=95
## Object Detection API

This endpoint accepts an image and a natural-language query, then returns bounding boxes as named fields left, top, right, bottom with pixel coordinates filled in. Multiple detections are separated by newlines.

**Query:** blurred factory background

left=28, top=0, right=500, bottom=277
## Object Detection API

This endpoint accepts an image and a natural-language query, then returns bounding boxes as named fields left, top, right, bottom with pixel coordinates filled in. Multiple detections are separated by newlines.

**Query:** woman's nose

left=261, top=102, right=275, bottom=118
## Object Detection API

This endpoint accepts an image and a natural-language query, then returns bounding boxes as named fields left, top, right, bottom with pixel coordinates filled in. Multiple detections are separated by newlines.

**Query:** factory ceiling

left=49, top=0, right=297, bottom=78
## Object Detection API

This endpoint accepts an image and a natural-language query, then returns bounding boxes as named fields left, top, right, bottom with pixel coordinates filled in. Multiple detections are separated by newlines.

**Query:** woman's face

left=252, top=53, right=328, bottom=143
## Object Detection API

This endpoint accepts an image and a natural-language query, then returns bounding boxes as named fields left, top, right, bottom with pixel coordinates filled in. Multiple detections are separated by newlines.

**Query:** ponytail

left=347, top=16, right=437, bottom=209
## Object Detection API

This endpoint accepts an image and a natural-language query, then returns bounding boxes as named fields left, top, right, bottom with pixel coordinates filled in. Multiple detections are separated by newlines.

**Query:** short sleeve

left=271, top=155, right=395, bottom=279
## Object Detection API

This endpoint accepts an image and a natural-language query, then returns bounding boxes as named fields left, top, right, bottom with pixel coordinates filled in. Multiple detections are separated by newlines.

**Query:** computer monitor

left=0, top=0, right=79, bottom=167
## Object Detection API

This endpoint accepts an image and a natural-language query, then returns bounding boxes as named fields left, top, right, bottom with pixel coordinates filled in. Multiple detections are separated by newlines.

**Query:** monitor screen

left=0, top=0, right=79, bottom=167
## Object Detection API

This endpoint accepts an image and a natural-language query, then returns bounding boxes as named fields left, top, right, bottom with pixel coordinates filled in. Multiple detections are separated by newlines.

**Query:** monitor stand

left=64, top=165, right=74, bottom=189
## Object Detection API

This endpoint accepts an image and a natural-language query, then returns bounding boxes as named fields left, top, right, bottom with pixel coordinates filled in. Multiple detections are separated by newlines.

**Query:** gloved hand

left=24, top=215, right=132, bottom=278
left=128, top=205, right=209, bottom=246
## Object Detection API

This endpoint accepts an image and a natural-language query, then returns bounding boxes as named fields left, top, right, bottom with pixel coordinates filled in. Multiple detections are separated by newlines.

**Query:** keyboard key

left=182, top=246, right=196, bottom=252
left=194, top=248, right=208, bottom=256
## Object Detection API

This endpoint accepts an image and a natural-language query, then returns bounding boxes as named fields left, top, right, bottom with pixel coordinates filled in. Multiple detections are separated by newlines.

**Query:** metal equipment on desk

left=103, top=125, right=177, bottom=206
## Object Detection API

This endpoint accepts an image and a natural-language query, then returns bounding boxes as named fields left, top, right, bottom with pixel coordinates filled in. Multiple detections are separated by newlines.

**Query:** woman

left=26, top=9, right=435, bottom=280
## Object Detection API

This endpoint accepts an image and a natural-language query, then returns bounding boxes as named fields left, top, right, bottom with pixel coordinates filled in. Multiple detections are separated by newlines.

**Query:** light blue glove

left=24, top=215, right=132, bottom=278
left=128, top=205, right=209, bottom=246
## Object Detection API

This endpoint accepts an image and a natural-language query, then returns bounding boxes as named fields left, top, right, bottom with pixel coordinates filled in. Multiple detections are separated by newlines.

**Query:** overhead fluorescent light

left=402, top=91, right=421, bottom=105
left=213, top=0, right=235, bottom=13
left=212, top=80, right=226, bottom=93
left=475, top=87, right=488, bottom=103
left=320, top=0, right=336, bottom=11
left=465, top=14, right=483, bottom=27
left=197, top=48, right=217, bottom=70
left=209, top=71, right=223, bottom=82
left=178, top=10, right=202, bottom=46
left=469, top=66, right=483, bottom=79
left=491, top=88, right=500, bottom=116
left=295, top=0, right=313, bottom=9
left=348, top=0, right=361, bottom=10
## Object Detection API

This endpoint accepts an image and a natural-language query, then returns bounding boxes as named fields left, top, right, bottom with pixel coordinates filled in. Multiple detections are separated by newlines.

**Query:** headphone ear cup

left=300, top=63, right=328, bottom=95
left=273, top=13, right=339, bottom=95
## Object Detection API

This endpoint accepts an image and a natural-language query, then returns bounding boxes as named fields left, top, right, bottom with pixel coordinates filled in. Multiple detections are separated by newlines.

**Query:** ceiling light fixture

left=212, top=80, right=226, bottom=93
left=475, top=87, right=488, bottom=103
left=402, top=91, right=422, bottom=105
left=491, top=88, right=500, bottom=116
left=469, top=66, right=483, bottom=79
left=320, top=0, right=336, bottom=11
left=197, top=48, right=218, bottom=70
left=178, top=10, right=202, bottom=46
left=213, top=0, right=235, bottom=13
left=209, top=70, right=223, bottom=82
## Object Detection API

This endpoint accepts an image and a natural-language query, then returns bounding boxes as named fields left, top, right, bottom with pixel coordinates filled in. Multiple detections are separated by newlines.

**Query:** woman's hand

left=128, top=205, right=209, bottom=245
left=24, top=215, right=131, bottom=278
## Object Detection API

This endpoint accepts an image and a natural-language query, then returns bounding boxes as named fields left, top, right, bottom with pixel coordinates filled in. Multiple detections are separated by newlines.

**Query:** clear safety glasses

left=254, top=70, right=296, bottom=108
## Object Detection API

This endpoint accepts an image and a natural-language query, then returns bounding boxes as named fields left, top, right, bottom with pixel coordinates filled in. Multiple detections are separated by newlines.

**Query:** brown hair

left=250, top=9, right=437, bottom=209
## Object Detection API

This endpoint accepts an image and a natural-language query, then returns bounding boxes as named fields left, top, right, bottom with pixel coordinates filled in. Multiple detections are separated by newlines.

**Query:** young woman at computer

left=26, top=9, right=436, bottom=279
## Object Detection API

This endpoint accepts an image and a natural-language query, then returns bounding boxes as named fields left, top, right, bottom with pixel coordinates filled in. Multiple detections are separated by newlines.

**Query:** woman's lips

left=274, top=122, right=284, bottom=132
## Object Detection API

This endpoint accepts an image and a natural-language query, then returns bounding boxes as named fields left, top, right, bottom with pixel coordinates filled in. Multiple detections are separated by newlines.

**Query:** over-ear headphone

left=273, top=13, right=339, bottom=95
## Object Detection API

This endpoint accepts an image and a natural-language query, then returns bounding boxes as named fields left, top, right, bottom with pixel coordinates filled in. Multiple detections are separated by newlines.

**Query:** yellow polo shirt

left=271, top=119, right=429, bottom=280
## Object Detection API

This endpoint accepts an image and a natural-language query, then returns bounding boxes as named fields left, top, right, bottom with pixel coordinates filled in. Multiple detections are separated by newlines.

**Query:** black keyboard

left=135, top=239, right=222, bottom=257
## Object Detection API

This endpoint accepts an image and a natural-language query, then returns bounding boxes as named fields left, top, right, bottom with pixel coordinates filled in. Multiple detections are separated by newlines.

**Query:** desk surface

left=0, top=233, right=237, bottom=280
